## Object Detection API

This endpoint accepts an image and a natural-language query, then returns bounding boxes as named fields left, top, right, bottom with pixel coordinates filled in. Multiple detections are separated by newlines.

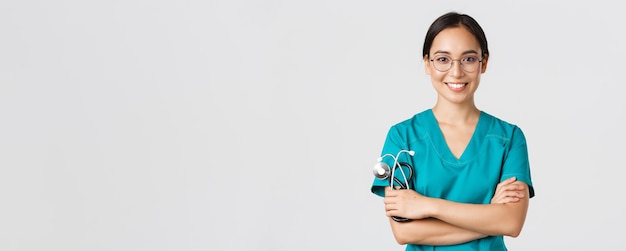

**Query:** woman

left=370, top=12, right=535, bottom=250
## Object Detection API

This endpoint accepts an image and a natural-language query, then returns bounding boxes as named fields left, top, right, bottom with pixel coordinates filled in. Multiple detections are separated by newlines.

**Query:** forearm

left=430, top=196, right=529, bottom=237
left=389, top=217, right=487, bottom=245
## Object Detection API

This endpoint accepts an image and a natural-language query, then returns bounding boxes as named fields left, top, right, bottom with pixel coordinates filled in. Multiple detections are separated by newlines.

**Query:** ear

left=423, top=55, right=432, bottom=75
left=480, top=54, right=489, bottom=73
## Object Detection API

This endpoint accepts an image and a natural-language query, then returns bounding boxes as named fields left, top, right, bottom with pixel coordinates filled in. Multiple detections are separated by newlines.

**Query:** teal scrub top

left=371, top=109, right=535, bottom=251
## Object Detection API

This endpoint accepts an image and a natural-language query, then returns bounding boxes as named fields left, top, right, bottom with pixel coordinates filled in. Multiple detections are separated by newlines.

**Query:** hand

left=383, top=187, right=433, bottom=220
left=491, top=177, right=525, bottom=204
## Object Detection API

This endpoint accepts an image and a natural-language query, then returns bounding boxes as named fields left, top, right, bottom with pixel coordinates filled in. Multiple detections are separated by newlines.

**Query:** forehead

left=430, top=26, right=481, bottom=55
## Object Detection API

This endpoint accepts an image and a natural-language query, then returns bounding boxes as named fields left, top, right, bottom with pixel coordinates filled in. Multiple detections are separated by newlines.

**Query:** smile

left=445, top=82, right=468, bottom=89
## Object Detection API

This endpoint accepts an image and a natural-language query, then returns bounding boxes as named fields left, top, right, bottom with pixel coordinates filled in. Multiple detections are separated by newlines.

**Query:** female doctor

left=371, top=12, right=535, bottom=250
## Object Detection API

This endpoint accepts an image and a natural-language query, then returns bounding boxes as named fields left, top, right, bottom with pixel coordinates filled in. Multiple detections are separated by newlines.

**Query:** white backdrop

left=1, top=1, right=624, bottom=250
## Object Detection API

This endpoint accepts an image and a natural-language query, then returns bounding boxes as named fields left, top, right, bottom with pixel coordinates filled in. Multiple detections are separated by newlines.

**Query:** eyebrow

left=432, top=49, right=480, bottom=55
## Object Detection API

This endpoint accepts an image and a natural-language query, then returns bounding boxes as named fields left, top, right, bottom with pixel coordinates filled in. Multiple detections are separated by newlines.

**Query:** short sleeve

left=371, top=126, right=405, bottom=197
left=500, top=126, right=535, bottom=198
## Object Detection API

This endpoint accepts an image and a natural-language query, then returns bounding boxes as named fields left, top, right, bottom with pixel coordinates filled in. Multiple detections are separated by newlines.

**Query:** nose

left=448, top=60, right=464, bottom=77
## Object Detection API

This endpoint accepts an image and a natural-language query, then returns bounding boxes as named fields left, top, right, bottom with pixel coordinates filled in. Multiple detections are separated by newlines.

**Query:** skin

left=382, top=26, right=531, bottom=245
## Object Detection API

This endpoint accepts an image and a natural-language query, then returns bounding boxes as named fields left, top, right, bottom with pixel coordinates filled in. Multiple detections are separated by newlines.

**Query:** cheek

left=471, top=73, right=482, bottom=82
left=429, top=71, right=446, bottom=82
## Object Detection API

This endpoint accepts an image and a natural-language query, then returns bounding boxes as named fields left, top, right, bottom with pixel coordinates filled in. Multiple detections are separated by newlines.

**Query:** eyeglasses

left=429, top=55, right=483, bottom=73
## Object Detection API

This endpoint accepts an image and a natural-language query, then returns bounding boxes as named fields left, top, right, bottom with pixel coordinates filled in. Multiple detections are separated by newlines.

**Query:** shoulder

left=481, top=111, right=527, bottom=143
left=385, top=109, right=433, bottom=143
left=390, top=109, right=431, bottom=132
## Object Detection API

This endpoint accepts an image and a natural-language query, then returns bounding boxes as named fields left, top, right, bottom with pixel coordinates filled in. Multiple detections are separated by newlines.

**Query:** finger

left=491, top=195, right=506, bottom=203
left=384, top=186, right=392, bottom=196
left=495, top=181, right=524, bottom=194
left=385, top=186, right=403, bottom=195
left=383, top=198, right=393, bottom=204
left=495, top=194, right=524, bottom=203
left=500, top=177, right=517, bottom=187
left=502, top=183, right=524, bottom=191
left=501, top=197, right=520, bottom=203
left=493, top=197, right=513, bottom=204
left=385, top=203, right=397, bottom=212
left=507, top=190, right=525, bottom=198
left=492, top=189, right=525, bottom=203
left=385, top=191, right=397, bottom=198
left=385, top=207, right=401, bottom=217
left=492, top=194, right=521, bottom=204
left=499, top=190, right=525, bottom=199
left=383, top=198, right=389, bottom=204
left=495, top=178, right=513, bottom=191
left=499, top=186, right=522, bottom=193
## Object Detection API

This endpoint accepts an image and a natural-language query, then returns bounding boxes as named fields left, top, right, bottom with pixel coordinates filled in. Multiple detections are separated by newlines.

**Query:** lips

left=445, top=82, right=468, bottom=91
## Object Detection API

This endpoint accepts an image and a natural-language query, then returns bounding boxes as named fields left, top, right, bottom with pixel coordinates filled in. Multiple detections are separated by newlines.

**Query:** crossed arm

left=383, top=177, right=529, bottom=245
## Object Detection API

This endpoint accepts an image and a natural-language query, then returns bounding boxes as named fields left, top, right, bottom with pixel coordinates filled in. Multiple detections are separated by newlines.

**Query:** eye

left=462, top=56, right=479, bottom=63
left=434, top=56, right=450, bottom=63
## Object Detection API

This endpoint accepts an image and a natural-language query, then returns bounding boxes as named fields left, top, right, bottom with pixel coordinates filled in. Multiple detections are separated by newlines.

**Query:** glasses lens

left=460, top=56, right=480, bottom=73
left=432, top=56, right=451, bottom=72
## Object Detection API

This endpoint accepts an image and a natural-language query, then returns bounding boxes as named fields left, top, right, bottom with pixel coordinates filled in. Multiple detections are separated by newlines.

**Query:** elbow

left=506, top=229, right=521, bottom=238
left=500, top=203, right=529, bottom=238
left=502, top=222, right=524, bottom=238
left=391, top=229, right=411, bottom=245
left=393, top=234, right=412, bottom=245
left=394, top=237, right=408, bottom=245
left=390, top=222, right=420, bottom=245
left=391, top=226, right=429, bottom=245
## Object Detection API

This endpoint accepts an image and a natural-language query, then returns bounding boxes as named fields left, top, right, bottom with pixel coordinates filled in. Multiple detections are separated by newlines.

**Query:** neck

left=431, top=100, right=480, bottom=125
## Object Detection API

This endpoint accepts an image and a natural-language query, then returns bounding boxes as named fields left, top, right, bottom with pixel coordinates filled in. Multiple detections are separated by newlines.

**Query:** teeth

left=447, top=83, right=466, bottom=89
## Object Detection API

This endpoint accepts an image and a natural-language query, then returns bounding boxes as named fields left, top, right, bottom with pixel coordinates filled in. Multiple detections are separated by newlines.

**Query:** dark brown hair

left=422, top=12, right=489, bottom=59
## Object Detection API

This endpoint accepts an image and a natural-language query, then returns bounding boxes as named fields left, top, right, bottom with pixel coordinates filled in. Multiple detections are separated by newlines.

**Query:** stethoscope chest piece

left=373, top=162, right=391, bottom=179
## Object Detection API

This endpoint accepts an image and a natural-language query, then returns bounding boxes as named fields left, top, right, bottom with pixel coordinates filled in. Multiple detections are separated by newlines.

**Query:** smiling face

left=424, top=26, right=489, bottom=106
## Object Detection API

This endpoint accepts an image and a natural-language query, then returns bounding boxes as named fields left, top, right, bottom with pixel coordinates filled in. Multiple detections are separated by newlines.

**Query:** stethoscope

left=373, top=149, right=415, bottom=222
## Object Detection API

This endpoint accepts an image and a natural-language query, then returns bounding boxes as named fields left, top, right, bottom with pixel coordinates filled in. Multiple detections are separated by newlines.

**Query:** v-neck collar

left=425, top=109, right=487, bottom=164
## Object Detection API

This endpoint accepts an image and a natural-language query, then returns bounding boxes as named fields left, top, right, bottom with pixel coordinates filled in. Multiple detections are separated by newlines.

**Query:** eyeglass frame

left=428, top=55, right=485, bottom=73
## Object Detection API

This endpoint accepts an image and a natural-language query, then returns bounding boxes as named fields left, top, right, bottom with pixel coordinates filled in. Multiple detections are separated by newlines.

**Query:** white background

left=1, top=1, right=624, bottom=250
